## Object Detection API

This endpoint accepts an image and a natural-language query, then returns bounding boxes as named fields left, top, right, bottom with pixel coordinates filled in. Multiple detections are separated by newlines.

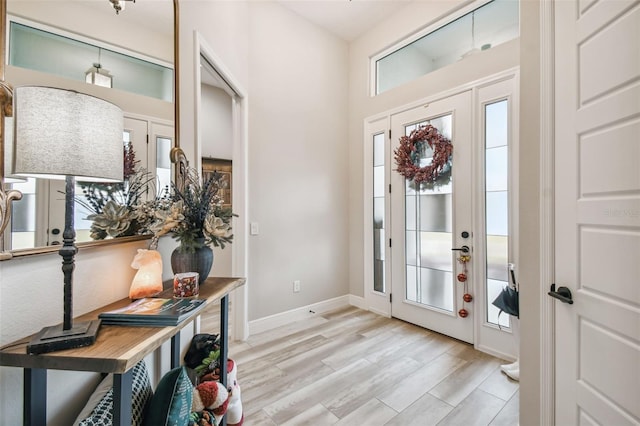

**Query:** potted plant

left=150, top=168, right=233, bottom=283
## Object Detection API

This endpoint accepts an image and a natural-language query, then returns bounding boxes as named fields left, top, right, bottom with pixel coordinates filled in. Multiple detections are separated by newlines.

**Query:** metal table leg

left=171, top=332, right=181, bottom=369
left=219, top=294, right=229, bottom=426
left=24, top=368, right=46, bottom=426
left=113, top=369, right=133, bottom=426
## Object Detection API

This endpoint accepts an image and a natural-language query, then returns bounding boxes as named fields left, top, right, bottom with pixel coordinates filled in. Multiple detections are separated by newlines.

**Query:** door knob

left=451, top=245, right=470, bottom=254
left=548, top=284, right=573, bottom=304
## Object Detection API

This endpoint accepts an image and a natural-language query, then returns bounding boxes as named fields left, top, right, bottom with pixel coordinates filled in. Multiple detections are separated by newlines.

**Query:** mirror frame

left=0, top=0, right=187, bottom=260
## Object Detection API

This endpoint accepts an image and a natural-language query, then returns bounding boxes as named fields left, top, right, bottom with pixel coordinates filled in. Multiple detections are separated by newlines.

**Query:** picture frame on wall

left=202, top=158, right=232, bottom=208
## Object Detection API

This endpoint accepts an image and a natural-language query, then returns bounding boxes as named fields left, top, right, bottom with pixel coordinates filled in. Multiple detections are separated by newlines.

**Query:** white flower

left=204, top=214, right=230, bottom=238
left=150, top=200, right=185, bottom=237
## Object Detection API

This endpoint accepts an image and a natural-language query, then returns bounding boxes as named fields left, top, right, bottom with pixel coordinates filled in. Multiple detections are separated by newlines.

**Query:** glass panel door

left=405, top=115, right=454, bottom=312
left=391, top=91, right=473, bottom=343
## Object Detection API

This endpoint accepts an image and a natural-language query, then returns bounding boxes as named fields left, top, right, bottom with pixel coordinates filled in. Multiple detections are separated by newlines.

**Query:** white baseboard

left=367, top=306, right=391, bottom=318
left=249, top=295, right=352, bottom=335
left=475, top=343, right=517, bottom=363
left=348, top=294, right=366, bottom=310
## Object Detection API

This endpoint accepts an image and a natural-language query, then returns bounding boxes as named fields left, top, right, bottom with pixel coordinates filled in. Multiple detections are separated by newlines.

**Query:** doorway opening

left=195, top=33, right=249, bottom=341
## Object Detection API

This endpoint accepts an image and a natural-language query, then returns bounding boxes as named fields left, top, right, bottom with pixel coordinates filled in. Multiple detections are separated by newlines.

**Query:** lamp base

left=27, top=320, right=101, bottom=355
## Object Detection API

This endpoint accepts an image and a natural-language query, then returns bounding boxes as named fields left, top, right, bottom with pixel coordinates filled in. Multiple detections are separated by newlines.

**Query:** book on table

left=99, top=298, right=206, bottom=326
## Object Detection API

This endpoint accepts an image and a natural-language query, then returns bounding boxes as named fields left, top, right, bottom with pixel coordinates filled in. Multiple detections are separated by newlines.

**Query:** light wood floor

left=206, top=305, right=519, bottom=425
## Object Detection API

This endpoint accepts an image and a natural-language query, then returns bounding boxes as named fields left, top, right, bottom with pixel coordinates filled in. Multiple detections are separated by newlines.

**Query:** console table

left=0, top=276, right=245, bottom=426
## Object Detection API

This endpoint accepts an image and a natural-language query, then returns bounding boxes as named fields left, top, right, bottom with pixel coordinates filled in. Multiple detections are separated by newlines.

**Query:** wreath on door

left=393, top=124, right=453, bottom=189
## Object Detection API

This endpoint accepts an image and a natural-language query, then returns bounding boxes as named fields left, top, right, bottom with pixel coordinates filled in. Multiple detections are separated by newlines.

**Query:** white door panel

left=390, top=91, right=474, bottom=343
left=554, top=1, right=640, bottom=424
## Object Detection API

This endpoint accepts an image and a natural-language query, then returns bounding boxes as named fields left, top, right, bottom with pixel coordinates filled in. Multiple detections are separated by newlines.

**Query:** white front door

left=554, top=1, right=640, bottom=424
left=390, top=91, right=474, bottom=343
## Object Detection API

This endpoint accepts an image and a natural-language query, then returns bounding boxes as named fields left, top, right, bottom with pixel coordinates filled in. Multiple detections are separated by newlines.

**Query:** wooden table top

left=0, top=277, right=245, bottom=373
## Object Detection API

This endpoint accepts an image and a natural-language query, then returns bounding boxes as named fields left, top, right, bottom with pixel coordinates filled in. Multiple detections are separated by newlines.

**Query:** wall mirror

left=1, top=0, right=180, bottom=258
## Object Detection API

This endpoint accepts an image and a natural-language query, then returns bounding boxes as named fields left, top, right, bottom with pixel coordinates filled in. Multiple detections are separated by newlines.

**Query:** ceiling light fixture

left=109, top=0, right=135, bottom=15
left=85, top=48, right=113, bottom=88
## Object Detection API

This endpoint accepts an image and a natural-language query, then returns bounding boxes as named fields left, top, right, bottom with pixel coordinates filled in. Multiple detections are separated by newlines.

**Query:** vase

left=170, top=240, right=213, bottom=285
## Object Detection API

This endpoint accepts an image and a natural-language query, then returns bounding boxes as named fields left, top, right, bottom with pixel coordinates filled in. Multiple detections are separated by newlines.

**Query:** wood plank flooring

left=205, top=305, right=519, bottom=425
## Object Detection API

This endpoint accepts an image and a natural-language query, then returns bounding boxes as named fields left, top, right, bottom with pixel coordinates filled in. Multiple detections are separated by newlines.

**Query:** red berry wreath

left=394, top=124, right=453, bottom=188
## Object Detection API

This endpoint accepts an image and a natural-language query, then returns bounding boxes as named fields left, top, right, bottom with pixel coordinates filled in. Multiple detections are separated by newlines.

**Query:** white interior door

left=391, top=91, right=474, bottom=343
left=554, top=1, right=640, bottom=424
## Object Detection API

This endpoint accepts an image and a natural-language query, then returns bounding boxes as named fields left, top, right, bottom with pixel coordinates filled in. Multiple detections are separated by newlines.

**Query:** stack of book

left=99, top=298, right=206, bottom=326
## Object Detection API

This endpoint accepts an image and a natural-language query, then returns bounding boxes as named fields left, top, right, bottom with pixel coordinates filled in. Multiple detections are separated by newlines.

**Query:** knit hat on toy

left=192, top=381, right=229, bottom=414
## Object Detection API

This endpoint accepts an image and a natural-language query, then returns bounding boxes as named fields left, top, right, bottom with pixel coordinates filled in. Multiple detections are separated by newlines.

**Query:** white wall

left=246, top=2, right=350, bottom=320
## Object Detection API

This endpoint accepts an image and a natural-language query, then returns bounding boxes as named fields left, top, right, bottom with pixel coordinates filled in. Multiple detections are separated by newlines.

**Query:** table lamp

left=12, top=86, right=123, bottom=355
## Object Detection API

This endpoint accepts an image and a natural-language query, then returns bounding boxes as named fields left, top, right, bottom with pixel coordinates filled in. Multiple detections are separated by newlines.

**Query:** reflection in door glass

left=9, top=178, right=36, bottom=250
left=373, top=132, right=386, bottom=293
left=485, top=99, right=510, bottom=328
left=156, top=136, right=172, bottom=195
left=405, top=115, right=453, bottom=311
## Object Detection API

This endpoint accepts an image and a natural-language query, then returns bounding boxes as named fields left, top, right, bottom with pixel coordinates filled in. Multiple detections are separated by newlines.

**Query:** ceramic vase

left=170, top=239, right=213, bottom=284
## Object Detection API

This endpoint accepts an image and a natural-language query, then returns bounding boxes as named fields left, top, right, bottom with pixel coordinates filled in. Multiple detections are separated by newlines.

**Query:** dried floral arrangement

left=150, top=168, right=233, bottom=253
left=77, top=142, right=168, bottom=240
left=394, top=124, right=453, bottom=189
left=78, top=144, right=233, bottom=251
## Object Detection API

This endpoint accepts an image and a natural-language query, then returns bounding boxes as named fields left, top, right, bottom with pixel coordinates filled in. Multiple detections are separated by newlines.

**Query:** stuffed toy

left=185, top=335, right=244, bottom=426
left=198, top=359, right=243, bottom=426
left=192, top=380, right=229, bottom=415
left=225, top=359, right=244, bottom=426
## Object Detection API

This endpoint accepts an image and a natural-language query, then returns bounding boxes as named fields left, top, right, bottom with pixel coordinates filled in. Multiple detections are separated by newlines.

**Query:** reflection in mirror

left=2, top=0, right=175, bottom=254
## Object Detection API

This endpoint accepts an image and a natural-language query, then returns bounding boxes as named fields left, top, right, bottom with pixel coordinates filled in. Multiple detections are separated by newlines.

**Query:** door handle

left=548, top=284, right=573, bottom=304
left=451, top=245, right=470, bottom=254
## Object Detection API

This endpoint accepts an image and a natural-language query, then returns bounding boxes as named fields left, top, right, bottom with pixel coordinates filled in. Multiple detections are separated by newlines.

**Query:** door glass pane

left=486, top=146, right=508, bottom=191
left=405, top=114, right=454, bottom=312
left=405, top=194, right=416, bottom=231
left=487, top=278, right=510, bottom=327
left=372, top=132, right=386, bottom=293
left=484, top=99, right=510, bottom=327
left=487, top=234, right=508, bottom=282
left=420, top=269, right=454, bottom=311
left=10, top=178, right=36, bottom=250
left=419, top=194, right=452, bottom=232
left=373, top=166, right=385, bottom=197
left=420, top=231, right=453, bottom=271
left=486, top=191, right=508, bottom=236
left=156, top=136, right=172, bottom=194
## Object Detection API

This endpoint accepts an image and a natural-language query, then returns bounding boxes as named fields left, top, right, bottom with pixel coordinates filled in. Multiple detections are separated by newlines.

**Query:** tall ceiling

left=73, top=0, right=411, bottom=42
left=277, top=0, right=412, bottom=41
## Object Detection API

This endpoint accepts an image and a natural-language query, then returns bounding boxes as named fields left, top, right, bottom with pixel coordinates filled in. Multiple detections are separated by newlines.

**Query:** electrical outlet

left=293, top=280, right=301, bottom=293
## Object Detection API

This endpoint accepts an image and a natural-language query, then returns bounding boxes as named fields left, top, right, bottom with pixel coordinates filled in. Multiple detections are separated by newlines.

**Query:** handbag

left=492, top=285, right=519, bottom=318
left=492, top=267, right=519, bottom=318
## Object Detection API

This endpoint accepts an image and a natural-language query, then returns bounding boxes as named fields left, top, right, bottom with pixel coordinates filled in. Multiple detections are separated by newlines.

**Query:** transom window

left=373, top=0, right=519, bottom=95
left=8, top=20, right=173, bottom=101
